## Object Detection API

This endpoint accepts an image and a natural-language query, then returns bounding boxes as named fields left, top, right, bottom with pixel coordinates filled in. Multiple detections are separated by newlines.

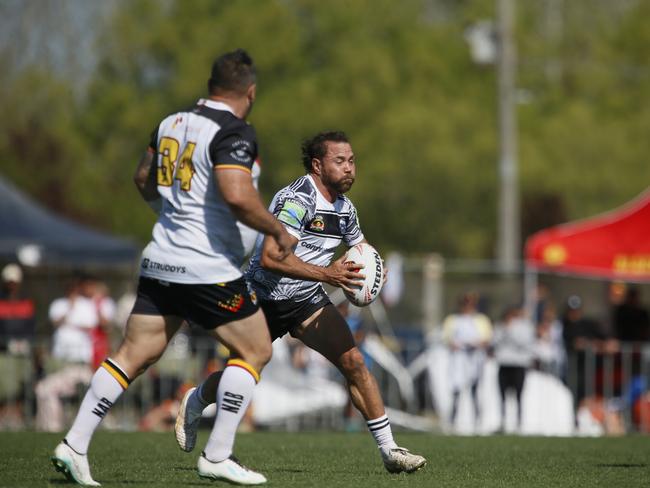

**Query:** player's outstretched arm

left=216, top=167, right=293, bottom=260
left=260, top=237, right=365, bottom=292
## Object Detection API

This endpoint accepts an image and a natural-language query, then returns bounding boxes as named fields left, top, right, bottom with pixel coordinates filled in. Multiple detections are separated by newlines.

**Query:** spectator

left=89, top=281, right=116, bottom=370
left=113, top=286, right=136, bottom=333
left=561, top=295, right=610, bottom=421
left=35, top=274, right=112, bottom=432
left=613, top=287, right=650, bottom=343
left=533, top=282, right=552, bottom=325
left=0, top=263, right=36, bottom=428
left=290, top=336, right=333, bottom=381
left=562, top=295, right=608, bottom=355
left=0, top=264, right=35, bottom=354
left=534, top=302, right=566, bottom=378
left=139, top=382, right=194, bottom=432
left=492, top=305, right=535, bottom=433
left=443, top=291, right=493, bottom=431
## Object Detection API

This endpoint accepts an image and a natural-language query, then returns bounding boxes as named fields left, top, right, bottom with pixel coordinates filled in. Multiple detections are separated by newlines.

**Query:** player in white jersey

left=246, top=170, right=364, bottom=302
left=176, top=132, right=426, bottom=475
left=52, top=49, right=293, bottom=486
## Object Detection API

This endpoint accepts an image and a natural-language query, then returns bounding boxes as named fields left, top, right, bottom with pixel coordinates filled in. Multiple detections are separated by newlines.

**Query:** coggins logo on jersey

left=141, top=258, right=187, bottom=274
left=300, top=241, right=323, bottom=252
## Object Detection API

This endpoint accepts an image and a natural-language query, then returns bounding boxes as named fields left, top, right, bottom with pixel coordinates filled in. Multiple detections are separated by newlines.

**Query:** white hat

left=1, top=263, right=23, bottom=283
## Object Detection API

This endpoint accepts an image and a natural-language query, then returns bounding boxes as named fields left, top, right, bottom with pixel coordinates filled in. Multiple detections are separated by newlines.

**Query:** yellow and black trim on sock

left=101, top=358, right=131, bottom=390
left=226, top=358, right=260, bottom=383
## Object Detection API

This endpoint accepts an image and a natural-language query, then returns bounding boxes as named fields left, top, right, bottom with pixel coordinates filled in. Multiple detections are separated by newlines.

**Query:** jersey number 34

left=157, top=137, right=196, bottom=191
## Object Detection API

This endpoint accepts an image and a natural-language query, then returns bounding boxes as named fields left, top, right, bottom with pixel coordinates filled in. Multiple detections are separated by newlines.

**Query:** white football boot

left=51, top=440, right=101, bottom=486
left=175, top=386, right=201, bottom=452
left=198, top=453, right=267, bottom=485
left=380, top=446, right=427, bottom=474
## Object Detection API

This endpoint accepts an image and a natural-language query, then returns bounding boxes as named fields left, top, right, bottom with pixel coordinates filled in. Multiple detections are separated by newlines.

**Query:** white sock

left=367, top=414, right=397, bottom=449
left=65, top=358, right=130, bottom=454
left=203, top=360, right=258, bottom=462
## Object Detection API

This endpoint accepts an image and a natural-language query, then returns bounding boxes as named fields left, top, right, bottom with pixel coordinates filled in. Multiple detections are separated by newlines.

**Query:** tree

left=1, top=0, right=649, bottom=259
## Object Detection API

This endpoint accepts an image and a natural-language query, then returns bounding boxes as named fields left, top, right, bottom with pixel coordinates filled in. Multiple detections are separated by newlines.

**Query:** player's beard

left=333, top=176, right=355, bottom=194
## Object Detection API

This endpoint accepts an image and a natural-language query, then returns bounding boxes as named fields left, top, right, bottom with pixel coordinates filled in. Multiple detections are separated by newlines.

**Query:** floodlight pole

left=496, top=0, right=520, bottom=274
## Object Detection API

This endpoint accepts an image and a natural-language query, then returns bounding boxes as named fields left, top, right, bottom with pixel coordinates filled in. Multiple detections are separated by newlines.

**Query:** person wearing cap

left=0, top=264, right=35, bottom=354
left=0, top=263, right=36, bottom=428
left=561, top=294, right=609, bottom=423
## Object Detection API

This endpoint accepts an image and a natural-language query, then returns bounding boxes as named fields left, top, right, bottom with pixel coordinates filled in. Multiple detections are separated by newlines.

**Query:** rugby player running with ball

left=175, top=131, right=426, bottom=477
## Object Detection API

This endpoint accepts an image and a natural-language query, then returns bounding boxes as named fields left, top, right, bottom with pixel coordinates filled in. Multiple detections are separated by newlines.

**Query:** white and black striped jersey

left=246, top=174, right=364, bottom=301
left=140, top=98, right=258, bottom=284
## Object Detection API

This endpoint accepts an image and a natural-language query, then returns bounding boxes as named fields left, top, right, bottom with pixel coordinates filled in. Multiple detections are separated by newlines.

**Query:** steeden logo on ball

left=343, top=243, right=384, bottom=307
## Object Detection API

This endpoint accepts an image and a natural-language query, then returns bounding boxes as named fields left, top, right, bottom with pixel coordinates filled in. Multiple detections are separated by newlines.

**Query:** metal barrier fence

left=565, top=342, right=650, bottom=434
left=1, top=336, right=649, bottom=434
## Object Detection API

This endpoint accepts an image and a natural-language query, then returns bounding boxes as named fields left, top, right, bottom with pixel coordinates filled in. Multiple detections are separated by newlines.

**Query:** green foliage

left=1, top=0, right=649, bottom=256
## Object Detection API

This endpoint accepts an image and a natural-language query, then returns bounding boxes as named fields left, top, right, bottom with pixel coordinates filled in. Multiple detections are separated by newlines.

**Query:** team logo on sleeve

left=309, top=215, right=325, bottom=232
left=339, top=217, right=348, bottom=235
left=278, top=200, right=307, bottom=228
left=229, top=140, right=253, bottom=164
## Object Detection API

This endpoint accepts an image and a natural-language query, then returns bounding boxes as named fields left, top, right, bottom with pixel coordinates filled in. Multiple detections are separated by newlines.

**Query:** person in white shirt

left=492, top=305, right=536, bottom=433
left=443, top=291, right=493, bottom=430
left=36, top=274, right=113, bottom=432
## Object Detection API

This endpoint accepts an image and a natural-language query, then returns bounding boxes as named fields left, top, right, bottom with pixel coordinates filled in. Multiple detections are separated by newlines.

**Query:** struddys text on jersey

left=141, top=258, right=187, bottom=275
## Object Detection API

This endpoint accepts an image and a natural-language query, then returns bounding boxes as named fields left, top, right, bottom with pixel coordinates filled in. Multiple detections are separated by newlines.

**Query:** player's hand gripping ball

left=343, top=243, right=385, bottom=307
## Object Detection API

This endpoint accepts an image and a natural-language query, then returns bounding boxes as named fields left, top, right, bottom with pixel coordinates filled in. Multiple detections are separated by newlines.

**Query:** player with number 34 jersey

left=141, top=98, right=260, bottom=284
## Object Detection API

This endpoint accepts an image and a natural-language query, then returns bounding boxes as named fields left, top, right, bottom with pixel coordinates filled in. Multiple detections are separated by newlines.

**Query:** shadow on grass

left=596, top=463, right=647, bottom=468
left=104, top=481, right=162, bottom=485
left=269, top=468, right=307, bottom=473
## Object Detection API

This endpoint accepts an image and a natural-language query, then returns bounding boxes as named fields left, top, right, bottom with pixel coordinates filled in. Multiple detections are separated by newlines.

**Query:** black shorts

left=131, top=277, right=259, bottom=329
left=260, top=288, right=331, bottom=341
left=498, top=365, right=526, bottom=395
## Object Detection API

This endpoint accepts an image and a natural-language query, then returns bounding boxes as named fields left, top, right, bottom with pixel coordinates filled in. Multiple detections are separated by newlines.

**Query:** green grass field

left=1, top=431, right=649, bottom=487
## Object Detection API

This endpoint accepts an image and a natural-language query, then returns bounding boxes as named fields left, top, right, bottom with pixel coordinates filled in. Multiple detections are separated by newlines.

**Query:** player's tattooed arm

left=260, top=236, right=365, bottom=292
left=134, top=149, right=161, bottom=212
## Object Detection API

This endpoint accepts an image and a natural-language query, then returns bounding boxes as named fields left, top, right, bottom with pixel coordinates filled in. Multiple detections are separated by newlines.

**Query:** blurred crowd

left=442, top=284, right=650, bottom=435
left=1, top=262, right=649, bottom=435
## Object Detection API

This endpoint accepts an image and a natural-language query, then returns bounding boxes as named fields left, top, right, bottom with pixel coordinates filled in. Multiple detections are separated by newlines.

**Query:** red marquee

left=525, top=188, right=650, bottom=281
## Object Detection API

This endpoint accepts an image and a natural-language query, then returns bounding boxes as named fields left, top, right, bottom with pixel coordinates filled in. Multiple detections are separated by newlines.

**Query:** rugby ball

left=343, top=243, right=384, bottom=307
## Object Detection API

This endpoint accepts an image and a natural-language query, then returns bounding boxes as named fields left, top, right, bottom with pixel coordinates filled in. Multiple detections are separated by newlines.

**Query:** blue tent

left=0, top=176, right=138, bottom=266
